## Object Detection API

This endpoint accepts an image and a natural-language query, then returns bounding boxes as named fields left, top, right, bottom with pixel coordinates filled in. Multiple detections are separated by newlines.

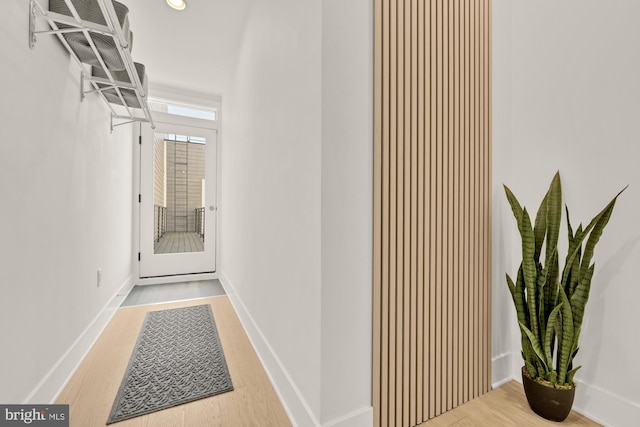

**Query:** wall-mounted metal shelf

left=29, top=0, right=155, bottom=131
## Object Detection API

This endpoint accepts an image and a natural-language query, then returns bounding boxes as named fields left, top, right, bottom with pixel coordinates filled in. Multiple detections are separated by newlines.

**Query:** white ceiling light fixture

left=166, top=0, right=187, bottom=11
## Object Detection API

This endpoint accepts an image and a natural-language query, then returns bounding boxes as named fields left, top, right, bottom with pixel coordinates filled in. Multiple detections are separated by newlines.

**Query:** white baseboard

left=218, top=270, right=321, bottom=427
left=24, top=275, right=134, bottom=404
left=322, top=406, right=373, bottom=427
left=573, top=379, right=640, bottom=427
left=491, top=351, right=513, bottom=389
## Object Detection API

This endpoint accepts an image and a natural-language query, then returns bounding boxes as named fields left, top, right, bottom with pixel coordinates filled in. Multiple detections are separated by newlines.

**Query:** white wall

left=0, top=1, right=134, bottom=403
left=493, top=1, right=640, bottom=425
left=220, top=0, right=323, bottom=424
left=222, top=1, right=374, bottom=426
left=491, top=0, right=518, bottom=388
left=320, top=1, right=373, bottom=426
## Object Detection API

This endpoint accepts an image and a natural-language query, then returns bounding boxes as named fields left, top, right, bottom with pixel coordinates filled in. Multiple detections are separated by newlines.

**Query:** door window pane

left=153, top=133, right=206, bottom=254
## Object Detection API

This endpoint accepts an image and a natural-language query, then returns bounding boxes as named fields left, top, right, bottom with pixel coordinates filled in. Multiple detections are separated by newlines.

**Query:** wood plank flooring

left=56, top=297, right=292, bottom=427
left=419, top=381, right=601, bottom=426
left=155, top=232, right=204, bottom=254
left=56, top=290, right=601, bottom=427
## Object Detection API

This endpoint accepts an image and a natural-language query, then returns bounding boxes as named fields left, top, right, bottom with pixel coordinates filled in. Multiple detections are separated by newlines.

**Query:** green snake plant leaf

left=545, top=172, right=563, bottom=267
left=565, top=207, right=582, bottom=298
left=537, top=260, right=549, bottom=339
left=558, top=289, right=575, bottom=385
left=533, top=185, right=549, bottom=262
left=511, top=267, right=536, bottom=373
left=507, top=267, right=528, bottom=327
left=555, top=315, right=563, bottom=374
left=560, top=220, right=597, bottom=297
left=543, top=248, right=559, bottom=323
left=524, top=359, right=537, bottom=378
left=574, top=223, right=585, bottom=241
left=519, top=321, right=548, bottom=373
left=567, top=366, right=582, bottom=385
left=578, top=187, right=627, bottom=290
left=517, top=266, right=530, bottom=326
left=520, top=208, right=540, bottom=343
left=570, top=328, right=582, bottom=370
left=522, top=339, right=540, bottom=377
left=504, top=184, right=524, bottom=228
left=566, top=205, right=575, bottom=248
left=571, top=264, right=595, bottom=334
left=507, top=273, right=516, bottom=298
left=568, top=246, right=582, bottom=298
left=544, top=303, right=563, bottom=368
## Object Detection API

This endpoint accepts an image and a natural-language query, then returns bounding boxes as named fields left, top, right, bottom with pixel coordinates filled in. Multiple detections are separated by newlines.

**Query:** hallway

left=3, top=1, right=639, bottom=426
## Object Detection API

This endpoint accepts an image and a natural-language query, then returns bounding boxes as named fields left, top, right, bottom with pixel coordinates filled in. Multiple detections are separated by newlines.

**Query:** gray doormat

left=107, top=304, right=233, bottom=424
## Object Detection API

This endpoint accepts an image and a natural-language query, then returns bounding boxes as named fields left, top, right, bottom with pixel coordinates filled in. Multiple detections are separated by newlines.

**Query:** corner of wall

left=24, top=276, right=134, bottom=404
left=218, top=270, right=321, bottom=427
left=491, top=351, right=513, bottom=389
left=321, top=406, right=373, bottom=427
left=572, top=381, right=640, bottom=427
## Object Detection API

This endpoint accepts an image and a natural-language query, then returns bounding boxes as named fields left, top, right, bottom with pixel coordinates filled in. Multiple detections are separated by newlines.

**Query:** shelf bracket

left=29, top=0, right=37, bottom=49
left=80, top=72, right=85, bottom=102
left=111, top=114, right=147, bottom=134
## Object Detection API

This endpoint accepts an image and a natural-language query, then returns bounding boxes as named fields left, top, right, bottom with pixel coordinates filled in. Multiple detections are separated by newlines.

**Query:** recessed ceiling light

left=166, top=0, right=186, bottom=11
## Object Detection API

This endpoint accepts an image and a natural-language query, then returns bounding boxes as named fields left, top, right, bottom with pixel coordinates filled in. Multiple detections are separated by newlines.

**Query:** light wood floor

left=419, top=380, right=601, bottom=426
left=57, top=294, right=600, bottom=427
left=56, top=296, right=292, bottom=427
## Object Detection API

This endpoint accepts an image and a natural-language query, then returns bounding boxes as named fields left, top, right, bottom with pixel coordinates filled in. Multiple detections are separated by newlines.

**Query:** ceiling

left=124, top=0, right=252, bottom=100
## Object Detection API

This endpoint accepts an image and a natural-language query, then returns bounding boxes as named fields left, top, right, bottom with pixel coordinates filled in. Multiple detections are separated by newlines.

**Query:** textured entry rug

left=107, top=304, right=233, bottom=424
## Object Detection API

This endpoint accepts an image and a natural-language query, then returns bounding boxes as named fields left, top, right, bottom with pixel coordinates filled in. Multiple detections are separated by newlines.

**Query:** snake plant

left=504, top=172, right=625, bottom=388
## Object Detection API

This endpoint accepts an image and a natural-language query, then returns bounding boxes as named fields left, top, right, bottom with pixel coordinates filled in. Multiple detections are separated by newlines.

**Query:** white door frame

left=133, top=110, right=221, bottom=282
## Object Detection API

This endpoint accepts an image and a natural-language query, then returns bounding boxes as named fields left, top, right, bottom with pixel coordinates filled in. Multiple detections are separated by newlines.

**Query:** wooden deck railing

left=195, top=207, right=205, bottom=242
left=154, top=205, right=167, bottom=243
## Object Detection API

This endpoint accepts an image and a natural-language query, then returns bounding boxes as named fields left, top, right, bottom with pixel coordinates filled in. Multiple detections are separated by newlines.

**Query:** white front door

left=139, top=113, right=217, bottom=277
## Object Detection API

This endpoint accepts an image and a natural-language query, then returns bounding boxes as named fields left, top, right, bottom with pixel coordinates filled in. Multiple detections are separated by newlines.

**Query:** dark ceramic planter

left=522, top=368, right=576, bottom=422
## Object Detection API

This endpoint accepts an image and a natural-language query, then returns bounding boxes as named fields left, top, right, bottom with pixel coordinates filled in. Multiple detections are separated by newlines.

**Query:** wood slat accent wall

left=373, top=1, right=492, bottom=426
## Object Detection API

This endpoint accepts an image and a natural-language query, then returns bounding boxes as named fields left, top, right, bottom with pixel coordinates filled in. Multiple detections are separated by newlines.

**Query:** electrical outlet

left=97, top=268, right=102, bottom=288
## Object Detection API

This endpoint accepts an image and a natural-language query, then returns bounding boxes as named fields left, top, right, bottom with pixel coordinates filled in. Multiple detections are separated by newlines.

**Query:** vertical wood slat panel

left=374, top=1, right=492, bottom=426
left=395, top=0, right=405, bottom=426
left=389, top=0, right=398, bottom=424
left=470, top=0, right=477, bottom=400
left=416, top=0, right=425, bottom=423
left=434, top=0, right=443, bottom=418
left=402, top=0, right=412, bottom=424
left=452, top=0, right=460, bottom=410
left=428, top=0, right=437, bottom=416
left=409, top=0, right=419, bottom=425
left=441, top=0, right=450, bottom=415
left=424, top=0, right=433, bottom=420
left=446, top=0, right=455, bottom=413
left=464, top=0, right=472, bottom=404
